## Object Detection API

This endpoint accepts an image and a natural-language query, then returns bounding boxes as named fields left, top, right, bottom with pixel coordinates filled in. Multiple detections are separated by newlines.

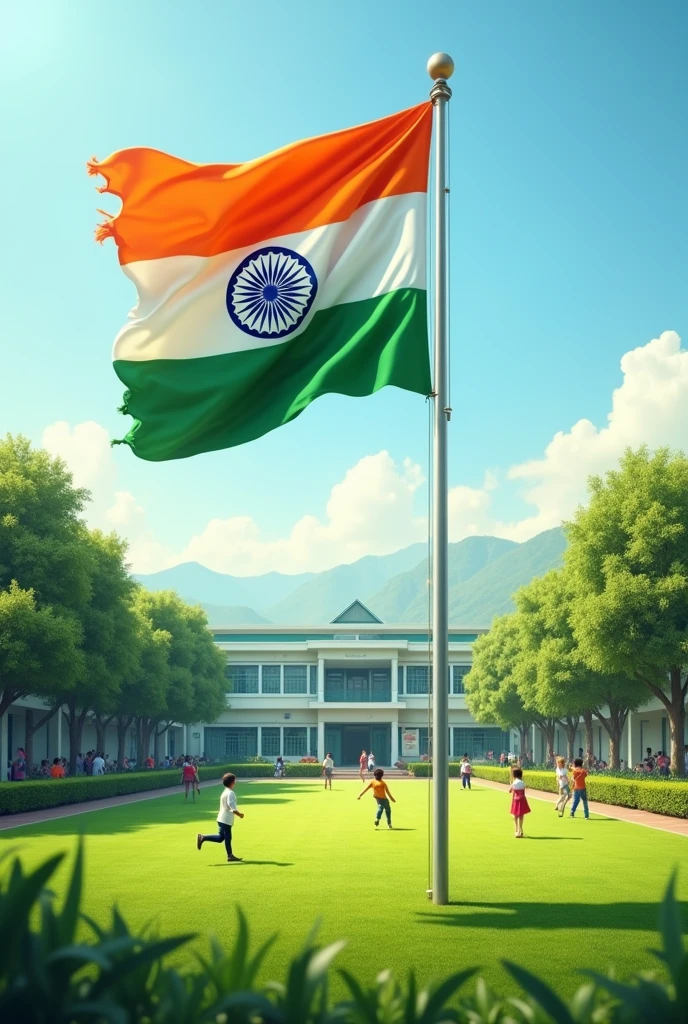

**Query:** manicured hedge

left=406, top=762, right=463, bottom=778
left=471, top=767, right=688, bottom=818
left=0, top=761, right=327, bottom=815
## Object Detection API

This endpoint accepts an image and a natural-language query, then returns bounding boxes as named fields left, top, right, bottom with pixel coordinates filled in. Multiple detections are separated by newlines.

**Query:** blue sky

left=1, top=0, right=687, bottom=575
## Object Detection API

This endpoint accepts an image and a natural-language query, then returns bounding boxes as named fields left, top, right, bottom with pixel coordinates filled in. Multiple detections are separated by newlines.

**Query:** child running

left=569, top=757, right=590, bottom=819
left=197, top=772, right=244, bottom=862
left=555, top=756, right=570, bottom=817
left=509, top=766, right=530, bottom=837
left=181, top=756, right=199, bottom=800
left=322, top=751, right=334, bottom=789
left=358, top=767, right=395, bottom=828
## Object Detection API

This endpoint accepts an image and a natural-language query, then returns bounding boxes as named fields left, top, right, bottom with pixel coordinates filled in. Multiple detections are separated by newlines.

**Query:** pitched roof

left=331, top=600, right=383, bottom=624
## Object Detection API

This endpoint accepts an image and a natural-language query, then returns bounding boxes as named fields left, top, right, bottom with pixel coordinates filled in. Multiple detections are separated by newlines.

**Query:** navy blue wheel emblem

left=226, top=246, right=318, bottom=339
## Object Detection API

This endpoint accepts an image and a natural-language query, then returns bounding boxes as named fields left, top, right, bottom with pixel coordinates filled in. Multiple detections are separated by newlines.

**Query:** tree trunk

left=536, top=718, right=557, bottom=764
left=116, top=716, right=133, bottom=768
left=563, top=716, right=580, bottom=763
left=595, top=700, right=628, bottom=770
left=582, top=709, right=595, bottom=767
left=137, top=718, right=155, bottom=766
left=92, top=714, right=115, bottom=756
left=518, top=723, right=530, bottom=763
left=62, top=699, right=88, bottom=776
left=24, top=706, right=59, bottom=769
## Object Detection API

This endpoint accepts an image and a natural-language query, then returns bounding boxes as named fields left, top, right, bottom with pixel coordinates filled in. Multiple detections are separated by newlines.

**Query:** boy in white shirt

left=196, top=773, right=244, bottom=862
left=322, top=752, right=334, bottom=790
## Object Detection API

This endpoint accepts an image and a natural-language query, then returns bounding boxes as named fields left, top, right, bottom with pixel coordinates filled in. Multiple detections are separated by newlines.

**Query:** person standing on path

left=555, top=757, right=571, bottom=817
left=460, top=755, right=472, bottom=789
left=359, top=750, right=367, bottom=782
left=181, top=757, right=199, bottom=800
left=92, top=753, right=105, bottom=776
left=367, top=751, right=376, bottom=774
left=509, top=767, right=530, bottom=838
left=322, top=752, right=334, bottom=790
left=358, top=767, right=396, bottom=828
left=569, top=758, right=590, bottom=819
left=197, top=773, right=244, bottom=862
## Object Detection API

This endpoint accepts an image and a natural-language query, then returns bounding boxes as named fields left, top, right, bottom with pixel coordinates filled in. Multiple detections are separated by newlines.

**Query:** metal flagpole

left=428, top=51, right=454, bottom=906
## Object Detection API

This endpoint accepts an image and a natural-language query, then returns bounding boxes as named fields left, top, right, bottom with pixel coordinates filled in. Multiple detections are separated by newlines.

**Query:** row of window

left=204, top=725, right=318, bottom=760
left=225, top=664, right=471, bottom=696
left=402, top=727, right=510, bottom=759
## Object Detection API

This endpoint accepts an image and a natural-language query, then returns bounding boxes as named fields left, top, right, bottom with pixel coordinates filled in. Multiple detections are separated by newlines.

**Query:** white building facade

left=191, top=601, right=509, bottom=766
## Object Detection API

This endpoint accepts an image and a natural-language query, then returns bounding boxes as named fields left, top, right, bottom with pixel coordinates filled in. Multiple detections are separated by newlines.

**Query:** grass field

left=2, top=778, right=687, bottom=997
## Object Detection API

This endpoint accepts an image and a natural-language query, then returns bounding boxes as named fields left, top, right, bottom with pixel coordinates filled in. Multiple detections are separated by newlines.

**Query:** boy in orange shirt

left=569, top=757, right=589, bottom=819
left=358, top=767, right=396, bottom=828
left=49, top=757, right=65, bottom=778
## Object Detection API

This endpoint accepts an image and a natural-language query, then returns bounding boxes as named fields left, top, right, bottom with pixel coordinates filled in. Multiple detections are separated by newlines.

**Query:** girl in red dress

left=509, top=767, right=531, bottom=837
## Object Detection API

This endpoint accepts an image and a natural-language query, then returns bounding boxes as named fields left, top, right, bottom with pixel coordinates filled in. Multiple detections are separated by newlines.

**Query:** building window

left=225, top=665, right=259, bottom=694
left=261, top=727, right=281, bottom=757
left=309, top=665, right=318, bottom=695
left=309, top=726, right=318, bottom=757
left=406, top=666, right=429, bottom=694
left=452, top=665, right=470, bottom=694
left=452, top=727, right=507, bottom=760
left=398, top=665, right=404, bottom=695
left=284, top=665, right=308, bottom=694
left=262, top=665, right=281, bottom=693
left=284, top=727, right=308, bottom=757
left=204, top=727, right=258, bottom=760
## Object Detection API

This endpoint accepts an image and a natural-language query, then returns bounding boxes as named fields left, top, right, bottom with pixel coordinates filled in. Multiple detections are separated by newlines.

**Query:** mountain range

left=135, top=527, right=567, bottom=626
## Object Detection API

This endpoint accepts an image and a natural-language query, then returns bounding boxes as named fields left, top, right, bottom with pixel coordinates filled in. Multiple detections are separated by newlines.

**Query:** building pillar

left=56, top=706, right=63, bottom=758
left=627, top=710, right=632, bottom=767
left=164, top=728, right=169, bottom=757
left=257, top=725, right=262, bottom=759
left=390, top=716, right=399, bottom=766
left=391, top=656, right=398, bottom=702
left=317, top=658, right=325, bottom=702
left=317, top=719, right=325, bottom=760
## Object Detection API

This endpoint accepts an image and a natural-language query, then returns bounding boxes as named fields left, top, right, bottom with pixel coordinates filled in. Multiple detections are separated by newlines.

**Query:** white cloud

left=40, top=330, right=688, bottom=575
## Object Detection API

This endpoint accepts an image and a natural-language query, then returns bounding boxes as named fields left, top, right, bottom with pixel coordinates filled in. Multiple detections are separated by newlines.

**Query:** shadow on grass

left=522, top=836, right=583, bottom=841
left=417, top=899, right=688, bottom=932
left=0, top=783, right=320, bottom=839
left=208, top=860, right=294, bottom=867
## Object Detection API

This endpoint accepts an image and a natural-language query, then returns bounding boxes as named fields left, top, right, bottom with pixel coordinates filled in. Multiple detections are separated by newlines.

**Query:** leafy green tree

left=515, top=569, right=648, bottom=767
left=465, top=614, right=534, bottom=758
left=0, top=435, right=91, bottom=768
left=131, top=591, right=227, bottom=763
left=56, top=530, right=138, bottom=773
left=568, top=447, right=688, bottom=775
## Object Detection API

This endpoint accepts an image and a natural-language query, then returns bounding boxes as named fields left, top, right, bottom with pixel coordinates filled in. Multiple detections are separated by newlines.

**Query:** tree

left=0, top=436, right=91, bottom=768
left=568, top=447, right=688, bottom=775
left=516, top=569, right=647, bottom=767
left=56, top=530, right=139, bottom=773
left=465, top=614, right=534, bottom=758
left=131, top=591, right=227, bottom=763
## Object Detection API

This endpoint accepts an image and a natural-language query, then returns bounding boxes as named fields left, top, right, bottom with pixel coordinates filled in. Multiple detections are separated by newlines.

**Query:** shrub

left=407, top=762, right=463, bottom=778
left=0, top=843, right=685, bottom=1022
left=471, top=767, right=688, bottom=817
left=284, top=762, right=323, bottom=777
left=0, top=763, right=276, bottom=815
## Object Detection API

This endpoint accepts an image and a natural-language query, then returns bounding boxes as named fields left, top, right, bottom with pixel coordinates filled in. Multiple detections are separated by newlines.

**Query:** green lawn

left=2, top=778, right=687, bottom=997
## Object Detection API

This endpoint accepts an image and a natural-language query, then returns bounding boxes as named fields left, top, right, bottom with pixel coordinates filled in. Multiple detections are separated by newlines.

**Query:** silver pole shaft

left=428, top=54, right=453, bottom=907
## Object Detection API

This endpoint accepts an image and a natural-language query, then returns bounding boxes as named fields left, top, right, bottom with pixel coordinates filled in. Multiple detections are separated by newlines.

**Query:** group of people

left=357, top=750, right=377, bottom=779
left=508, top=756, right=592, bottom=838
left=6, top=746, right=215, bottom=781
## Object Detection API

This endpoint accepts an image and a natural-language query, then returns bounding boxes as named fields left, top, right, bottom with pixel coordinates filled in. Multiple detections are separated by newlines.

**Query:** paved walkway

left=474, top=777, right=688, bottom=836
left=1, top=775, right=686, bottom=836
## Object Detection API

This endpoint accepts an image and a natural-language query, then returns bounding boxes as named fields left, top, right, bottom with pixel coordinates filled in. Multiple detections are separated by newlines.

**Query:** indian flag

left=90, top=103, right=433, bottom=461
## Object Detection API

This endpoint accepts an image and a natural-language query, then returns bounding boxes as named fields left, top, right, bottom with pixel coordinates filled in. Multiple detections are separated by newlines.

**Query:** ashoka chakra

left=226, top=246, right=318, bottom=339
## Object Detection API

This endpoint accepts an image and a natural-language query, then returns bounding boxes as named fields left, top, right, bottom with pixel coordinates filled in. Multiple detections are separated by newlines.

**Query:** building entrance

left=324, top=724, right=391, bottom=766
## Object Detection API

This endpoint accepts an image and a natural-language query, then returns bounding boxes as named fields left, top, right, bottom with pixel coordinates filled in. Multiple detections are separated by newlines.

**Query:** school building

left=2, top=599, right=682, bottom=773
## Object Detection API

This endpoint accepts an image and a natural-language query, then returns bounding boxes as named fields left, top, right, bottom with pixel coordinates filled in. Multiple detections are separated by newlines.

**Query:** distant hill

left=446, top=527, right=567, bottom=623
left=201, top=604, right=271, bottom=625
left=367, top=536, right=516, bottom=622
left=266, top=544, right=426, bottom=624
left=134, top=562, right=314, bottom=610
left=135, top=530, right=567, bottom=627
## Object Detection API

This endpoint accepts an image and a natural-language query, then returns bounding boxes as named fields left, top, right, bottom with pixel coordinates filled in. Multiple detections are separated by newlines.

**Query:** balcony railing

left=324, top=688, right=392, bottom=703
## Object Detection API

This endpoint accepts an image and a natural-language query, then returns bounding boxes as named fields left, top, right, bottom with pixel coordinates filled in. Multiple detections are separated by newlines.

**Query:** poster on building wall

left=402, top=729, right=420, bottom=756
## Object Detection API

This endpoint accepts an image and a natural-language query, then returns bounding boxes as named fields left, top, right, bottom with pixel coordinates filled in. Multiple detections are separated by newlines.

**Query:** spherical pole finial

left=427, top=52, right=454, bottom=81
